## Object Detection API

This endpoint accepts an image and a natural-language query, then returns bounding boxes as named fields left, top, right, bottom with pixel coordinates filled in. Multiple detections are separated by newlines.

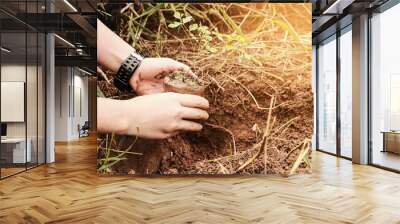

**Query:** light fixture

left=78, top=68, right=92, bottom=76
left=76, top=49, right=84, bottom=55
left=63, top=0, right=78, bottom=12
left=1, top=47, right=11, bottom=53
left=54, top=34, right=75, bottom=48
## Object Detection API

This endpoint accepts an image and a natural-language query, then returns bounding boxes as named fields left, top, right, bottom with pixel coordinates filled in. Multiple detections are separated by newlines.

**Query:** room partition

left=0, top=0, right=47, bottom=179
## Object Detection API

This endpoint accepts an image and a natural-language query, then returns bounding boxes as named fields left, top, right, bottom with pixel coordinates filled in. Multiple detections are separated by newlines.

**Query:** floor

left=0, top=167, right=26, bottom=178
left=372, top=150, right=400, bottom=171
left=1, top=163, right=43, bottom=178
left=0, top=136, right=400, bottom=224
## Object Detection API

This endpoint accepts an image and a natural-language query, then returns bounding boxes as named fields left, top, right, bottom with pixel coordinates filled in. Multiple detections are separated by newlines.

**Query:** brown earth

left=98, top=64, right=313, bottom=175
left=97, top=3, right=313, bottom=175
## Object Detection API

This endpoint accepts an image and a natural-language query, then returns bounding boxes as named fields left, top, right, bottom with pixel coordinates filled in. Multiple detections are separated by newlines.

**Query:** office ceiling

left=0, top=0, right=96, bottom=14
left=0, top=32, right=45, bottom=64
left=312, top=0, right=392, bottom=43
left=0, top=0, right=96, bottom=73
left=1, top=0, right=396, bottom=71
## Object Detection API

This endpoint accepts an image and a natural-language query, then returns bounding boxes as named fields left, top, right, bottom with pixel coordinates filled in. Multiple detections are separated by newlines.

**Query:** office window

left=339, top=27, right=352, bottom=158
left=371, top=3, right=400, bottom=171
left=317, top=35, right=337, bottom=154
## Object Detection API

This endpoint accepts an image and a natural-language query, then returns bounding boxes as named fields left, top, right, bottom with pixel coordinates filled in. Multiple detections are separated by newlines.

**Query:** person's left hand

left=129, top=57, right=194, bottom=95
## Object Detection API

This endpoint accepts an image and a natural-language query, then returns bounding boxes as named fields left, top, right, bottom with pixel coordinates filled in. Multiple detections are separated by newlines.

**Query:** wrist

left=129, top=67, right=142, bottom=92
left=113, top=99, right=132, bottom=135
left=131, top=52, right=144, bottom=60
left=117, top=98, right=141, bottom=136
left=98, top=98, right=134, bottom=135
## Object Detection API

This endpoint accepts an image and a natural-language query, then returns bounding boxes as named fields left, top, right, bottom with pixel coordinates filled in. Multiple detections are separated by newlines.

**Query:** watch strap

left=113, top=53, right=142, bottom=92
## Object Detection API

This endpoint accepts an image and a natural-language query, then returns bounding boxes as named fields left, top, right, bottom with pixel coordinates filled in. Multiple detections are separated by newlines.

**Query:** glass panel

left=1, top=31, right=27, bottom=177
left=340, top=28, right=352, bottom=158
left=371, top=4, right=400, bottom=171
left=317, top=36, right=337, bottom=154
left=27, top=31, right=38, bottom=169
left=0, top=0, right=28, bottom=178
left=0, top=0, right=46, bottom=178
left=38, top=32, right=45, bottom=165
left=26, top=0, right=39, bottom=169
left=34, top=0, right=46, bottom=165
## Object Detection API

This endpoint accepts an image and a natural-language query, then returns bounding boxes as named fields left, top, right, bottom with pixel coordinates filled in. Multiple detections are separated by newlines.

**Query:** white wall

left=55, top=66, right=70, bottom=141
left=54, top=67, right=89, bottom=141
left=72, top=73, right=89, bottom=138
left=1, top=63, right=46, bottom=164
left=1, top=65, right=36, bottom=138
left=1, top=65, right=25, bottom=138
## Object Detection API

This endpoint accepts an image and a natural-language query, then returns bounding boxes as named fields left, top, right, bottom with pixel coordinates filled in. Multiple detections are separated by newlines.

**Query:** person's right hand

left=119, top=92, right=209, bottom=139
left=129, top=58, right=194, bottom=96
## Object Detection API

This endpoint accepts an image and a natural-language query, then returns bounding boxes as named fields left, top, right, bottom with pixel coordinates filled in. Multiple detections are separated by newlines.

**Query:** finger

left=163, top=131, right=179, bottom=139
left=178, top=67, right=199, bottom=80
left=165, top=59, right=195, bottom=76
left=177, top=120, right=203, bottom=132
left=177, top=94, right=210, bottom=109
left=179, top=107, right=209, bottom=120
left=153, top=59, right=189, bottom=80
left=175, top=61, right=191, bottom=72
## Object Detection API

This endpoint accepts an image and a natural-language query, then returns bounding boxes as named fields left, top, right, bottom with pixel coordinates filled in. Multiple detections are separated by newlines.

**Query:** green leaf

left=189, top=24, right=198, bottom=31
left=173, top=11, right=181, bottom=19
left=168, top=22, right=181, bottom=28
left=182, top=15, right=193, bottom=24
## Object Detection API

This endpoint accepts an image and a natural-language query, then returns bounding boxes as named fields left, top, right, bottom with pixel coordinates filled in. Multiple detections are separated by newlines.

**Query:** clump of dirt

left=99, top=70, right=313, bottom=175
left=164, top=71, right=206, bottom=96
left=97, top=3, right=313, bottom=176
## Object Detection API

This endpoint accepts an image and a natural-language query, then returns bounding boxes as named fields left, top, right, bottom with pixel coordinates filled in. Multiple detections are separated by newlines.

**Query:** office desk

left=382, top=131, right=400, bottom=154
left=1, top=138, right=31, bottom=164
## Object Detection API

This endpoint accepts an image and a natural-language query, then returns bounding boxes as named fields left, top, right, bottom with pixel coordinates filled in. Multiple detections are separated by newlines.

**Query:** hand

left=119, top=92, right=209, bottom=139
left=129, top=57, right=193, bottom=95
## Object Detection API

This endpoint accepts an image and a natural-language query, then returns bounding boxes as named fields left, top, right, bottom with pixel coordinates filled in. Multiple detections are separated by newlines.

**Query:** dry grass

left=97, top=3, right=312, bottom=175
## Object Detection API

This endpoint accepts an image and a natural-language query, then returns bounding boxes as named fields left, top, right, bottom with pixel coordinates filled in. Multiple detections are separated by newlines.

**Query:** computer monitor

left=1, top=123, right=7, bottom=137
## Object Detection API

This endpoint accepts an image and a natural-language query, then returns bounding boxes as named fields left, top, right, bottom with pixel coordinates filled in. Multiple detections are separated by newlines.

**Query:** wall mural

left=97, top=3, right=313, bottom=175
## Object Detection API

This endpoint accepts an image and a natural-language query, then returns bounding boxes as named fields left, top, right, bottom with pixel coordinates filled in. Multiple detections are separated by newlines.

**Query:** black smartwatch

left=113, top=53, right=143, bottom=92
